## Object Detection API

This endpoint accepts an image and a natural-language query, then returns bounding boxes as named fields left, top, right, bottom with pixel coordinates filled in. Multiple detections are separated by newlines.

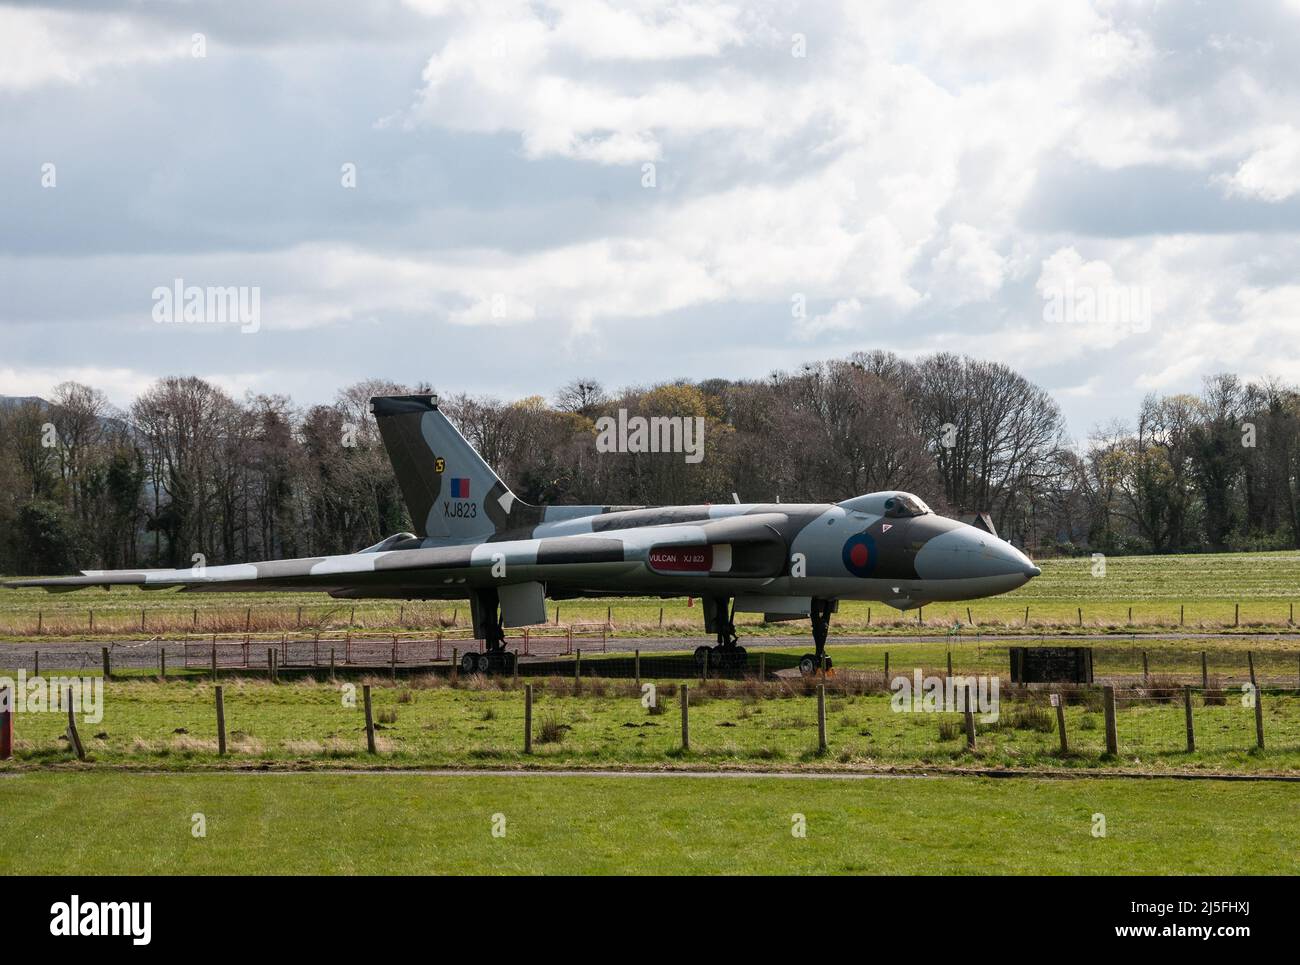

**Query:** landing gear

left=695, top=598, right=748, bottom=672
left=464, top=589, right=518, bottom=676
left=800, top=598, right=835, bottom=676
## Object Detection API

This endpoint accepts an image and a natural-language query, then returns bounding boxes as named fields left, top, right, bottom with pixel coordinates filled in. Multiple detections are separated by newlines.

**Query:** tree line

left=2, top=352, right=1297, bottom=574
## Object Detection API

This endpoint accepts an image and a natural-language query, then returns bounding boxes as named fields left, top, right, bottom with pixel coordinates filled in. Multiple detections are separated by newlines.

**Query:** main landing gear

left=462, top=589, right=518, bottom=675
left=695, top=598, right=748, bottom=671
left=798, top=599, right=835, bottom=676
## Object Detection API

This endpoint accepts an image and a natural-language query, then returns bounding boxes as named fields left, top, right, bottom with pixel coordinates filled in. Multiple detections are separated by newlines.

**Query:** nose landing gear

left=799, top=598, right=835, bottom=676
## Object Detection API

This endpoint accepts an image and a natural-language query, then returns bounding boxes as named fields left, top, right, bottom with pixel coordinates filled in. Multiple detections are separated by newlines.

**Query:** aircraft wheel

left=799, top=653, right=818, bottom=676
left=460, top=652, right=479, bottom=674
left=694, top=646, right=711, bottom=668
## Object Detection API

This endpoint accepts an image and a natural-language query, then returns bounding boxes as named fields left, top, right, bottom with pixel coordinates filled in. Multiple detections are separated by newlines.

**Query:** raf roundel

left=841, top=532, right=877, bottom=578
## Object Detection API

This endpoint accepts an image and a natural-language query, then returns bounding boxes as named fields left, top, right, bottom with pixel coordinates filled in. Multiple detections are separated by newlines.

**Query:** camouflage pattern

left=5, top=395, right=1040, bottom=640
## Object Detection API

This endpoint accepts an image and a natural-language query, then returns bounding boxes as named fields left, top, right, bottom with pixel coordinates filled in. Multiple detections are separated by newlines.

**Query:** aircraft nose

left=913, top=519, right=1040, bottom=582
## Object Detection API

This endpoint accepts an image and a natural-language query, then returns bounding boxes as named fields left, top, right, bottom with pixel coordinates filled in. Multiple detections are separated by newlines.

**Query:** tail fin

left=370, top=395, right=538, bottom=541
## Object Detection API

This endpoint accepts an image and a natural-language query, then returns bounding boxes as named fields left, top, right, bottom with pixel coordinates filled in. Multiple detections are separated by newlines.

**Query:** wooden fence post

left=946, top=651, right=953, bottom=678
left=66, top=688, right=85, bottom=761
left=1183, top=686, right=1194, bottom=753
left=574, top=649, right=582, bottom=692
left=1180, top=604, right=1184, bottom=626
left=1024, top=606, right=1029, bottom=626
left=1247, top=651, right=1256, bottom=687
left=1141, top=651, right=1149, bottom=685
left=817, top=684, right=827, bottom=754
left=215, top=685, right=227, bottom=756
left=634, top=649, right=641, bottom=688
left=1054, top=694, right=1067, bottom=754
left=1201, top=651, right=1208, bottom=689
left=966, top=606, right=973, bottom=626
left=1254, top=685, right=1265, bottom=749
left=524, top=684, right=533, bottom=754
left=884, top=651, right=890, bottom=681
left=0, top=686, right=11, bottom=760
left=451, top=647, right=458, bottom=684
left=680, top=684, right=689, bottom=751
left=36, top=611, right=42, bottom=634
left=963, top=684, right=976, bottom=750
left=89, top=609, right=94, bottom=633
left=210, top=642, right=218, bottom=680
left=101, top=647, right=110, bottom=681
left=1234, top=603, right=1240, bottom=627
left=1077, top=607, right=1082, bottom=626
left=363, top=684, right=376, bottom=754
left=159, top=647, right=166, bottom=680
left=34, top=650, right=39, bottom=678
left=1103, top=685, right=1118, bottom=755
left=329, top=648, right=336, bottom=681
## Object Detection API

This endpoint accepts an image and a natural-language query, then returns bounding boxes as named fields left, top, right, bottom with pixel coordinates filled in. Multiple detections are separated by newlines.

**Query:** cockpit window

left=883, top=493, right=931, bottom=518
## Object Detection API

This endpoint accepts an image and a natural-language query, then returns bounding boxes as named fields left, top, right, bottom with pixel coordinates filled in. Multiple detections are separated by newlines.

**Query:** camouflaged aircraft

left=5, top=394, right=1040, bottom=675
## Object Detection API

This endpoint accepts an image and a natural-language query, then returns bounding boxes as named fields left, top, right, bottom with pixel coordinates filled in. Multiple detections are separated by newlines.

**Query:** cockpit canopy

left=883, top=493, right=931, bottom=518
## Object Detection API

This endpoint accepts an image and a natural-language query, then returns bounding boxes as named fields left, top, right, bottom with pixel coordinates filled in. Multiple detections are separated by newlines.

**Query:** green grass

left=0, top=771, right=1294, bottom=874
left=3, top=676, right=1297, bottom=773
left=4, top=549, right=1300, bottom=639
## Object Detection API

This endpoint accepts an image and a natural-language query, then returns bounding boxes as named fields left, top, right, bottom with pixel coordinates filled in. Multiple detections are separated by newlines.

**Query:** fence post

left=1183, top=686, right=1194, bottom=753
left=703, top=649, right=709, bottom=682
left=1247, top=651, right=1256, bottom=687
left=66, top=688, right=85, bottom=761
left=946, top=651, right=953, bottom=679
left=215, top=685, right=227, bottom=756
left=451, top=648, right=458, bottom=684
left=574, top=649, right=582, bottom=693
left=1024, top=606, right=1029, bottom=626
left=1201, top=651, right=1208, bottom=689
left=36, top=611, right=42, bottom=634
left=1141, top=651, right=1149, bottom=685
left=884, top=651, right=890, bottom=682
left=1254, top=686, right=1265, bottom=749
left=963, top=684, right=976, bottom=750
left=1077, top=607, right=1082, bottom=626
left=524, top=684, right=533, bottom=754
left=967, top=606, right=973, bottom=626
left=1054, top=694, right=1067, bottom=754
left=1234, top=603, right=1240, bottom=627
left=680, top=684, right=689, bottom=752
left=101, top=647, right=110, bottom=681
left=634, top=649, right=641, bottom=688
left=817, top=684, right=827, bottom=754
left=34, top=650, right=40, bottom=678
left=329, top=648, right=335, bottom=681
left=391, top=636, right=397, bottom=682
left=211, top=642, right=218, bottom=680
left=0, top=686, right=12, bottom=760
left=141, top=609, right=146, bottom=633
left=89, top=609, right=94, bottom=633
left=159, top=647, right=166, bottom=681
left=1103, top=685, right=1118, bottom=755
left=363, top=684, right=376, bottom=754
left=1180, top=604, right=1184, bottom=626
left=659, top=607, right=664, bottom=627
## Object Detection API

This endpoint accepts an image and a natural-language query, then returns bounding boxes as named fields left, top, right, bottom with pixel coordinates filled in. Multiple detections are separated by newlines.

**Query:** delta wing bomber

left=5, top=395, right=1040, bottom=674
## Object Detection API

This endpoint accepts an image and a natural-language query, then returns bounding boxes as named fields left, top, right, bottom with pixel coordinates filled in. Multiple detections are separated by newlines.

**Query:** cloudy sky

left=3, top=0, right=1300, bottom=440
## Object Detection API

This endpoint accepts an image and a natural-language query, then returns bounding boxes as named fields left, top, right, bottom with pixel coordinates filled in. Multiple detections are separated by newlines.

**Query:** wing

left=2, top=513, right=793, bottom=598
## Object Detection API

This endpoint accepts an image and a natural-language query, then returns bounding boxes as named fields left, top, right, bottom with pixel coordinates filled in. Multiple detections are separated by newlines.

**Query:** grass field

left=4, top=549, right=1300, bottom=639
left=3, top=674, right=1297, bottom=774
left=0, top=771, right=1294, bottom=874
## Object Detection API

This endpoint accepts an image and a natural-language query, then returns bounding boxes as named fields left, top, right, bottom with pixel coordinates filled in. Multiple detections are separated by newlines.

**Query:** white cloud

left=1218, top=126, right=1300, bottom=202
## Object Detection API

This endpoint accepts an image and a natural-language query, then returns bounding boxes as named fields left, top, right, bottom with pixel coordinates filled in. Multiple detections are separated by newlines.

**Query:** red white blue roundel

left=842, top=532, right=878, bottom=578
